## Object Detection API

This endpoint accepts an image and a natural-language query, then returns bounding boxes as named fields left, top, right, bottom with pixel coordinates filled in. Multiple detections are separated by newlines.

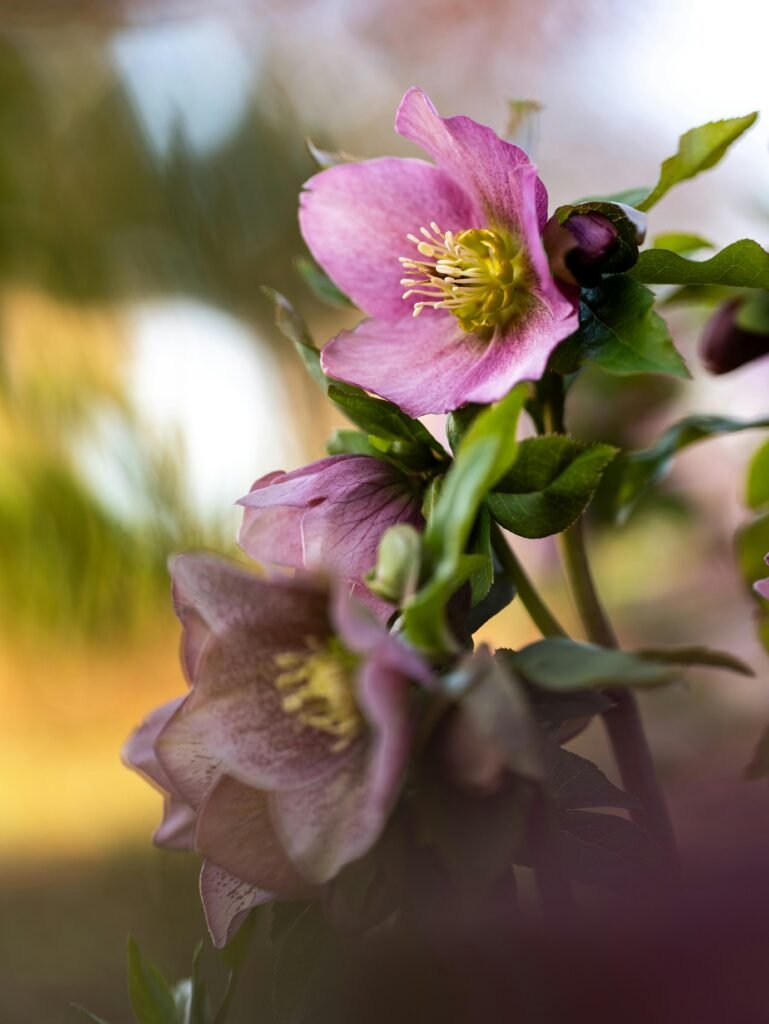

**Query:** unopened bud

left=544, top=202, right=646, bottom=287
left=700, top=297, right=769, bottom=374
left=365, top=524, right=422, bottom=604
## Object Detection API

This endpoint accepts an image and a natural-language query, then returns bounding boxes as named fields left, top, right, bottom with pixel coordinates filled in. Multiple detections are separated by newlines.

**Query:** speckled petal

left=270, top=658, right=412, bottom=884
left=195, top=775, right=309, bottom=894
left=199, top=860, right=273, bottom=948
left=158, top=626, right=361, bottom=795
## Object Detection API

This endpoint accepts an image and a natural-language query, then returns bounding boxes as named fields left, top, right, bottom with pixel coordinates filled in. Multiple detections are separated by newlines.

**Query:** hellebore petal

left=122, top=697, right=197, bottom=850
left=271, top=655, right=414, bottom=885
left=331, top=583, right=432, bottom=686
left=171, top=552, right=329, bottom=645
left=395, top=86, right=549, bottom=231
left=700, top=298, right=769, bottom=374
left=122, top=697, right=184, bottom=795
left=195, top=775, right=309, bottom=895
left=300, top=156, right=480, bottom=320
left=155, top=697, right=222, bottom=808
left=305, top=89, right=578, bottom=415
left=154, top=799, right=196, bottom=851
left=199, top=860, right=273, bottom=948
left=159, top=626, right=359, bottom=795
left=322, top=301, right=576, bottom=418
left=238, top=455, right=423, bottom=583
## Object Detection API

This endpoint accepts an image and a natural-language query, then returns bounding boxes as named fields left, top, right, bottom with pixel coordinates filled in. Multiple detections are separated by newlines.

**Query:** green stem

left=559, top=520, right=678, bottom=861
left=490, top=522, right=566, bottom=639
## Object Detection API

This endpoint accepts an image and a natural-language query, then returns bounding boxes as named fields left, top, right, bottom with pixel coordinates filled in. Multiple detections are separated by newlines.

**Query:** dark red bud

left=700, top=298, right=769, bottom=374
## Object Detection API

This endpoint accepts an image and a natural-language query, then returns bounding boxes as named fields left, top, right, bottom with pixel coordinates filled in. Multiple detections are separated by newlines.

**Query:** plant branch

left=490, top=522, right=567, bottom=639
left=559, top=519, right=678, bottom=861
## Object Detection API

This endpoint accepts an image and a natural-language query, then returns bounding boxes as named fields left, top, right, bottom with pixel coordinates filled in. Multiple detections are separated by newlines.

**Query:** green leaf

left=523, top=684, right=613, bottom=726
left=634, top=645, right=754, bottom=676
left=325, top=429, right=380, bottom=458
left=736, top=291, right=769, bottom=333
left=503, top=638, right=675, bottom=691
left=636, top=112, right=758, bottom=211
left=580, top=187, right=650, bottom=208
left=260, top=287, right=327, bottom=392
left=744, top=724, right=769, bottom=780
left=327, top=385, right=444, bottom=457
left=632, top=239, right=769, bottom=289
left=296, top=256, right=353, bottom=308
left=543, top=744, right=638, bottom=811
left=747, top=439, right=769, bottom=510
left=72, top=1006, right=112, bottom=1024
left=260, top=288, right=361, bottom=398
left=272, top=902, right=332, bottom=1024
left=403, top=386, right=527, bottom=655
left=127, top=936, right=179, bottom=1024
left=467, top=506, right=494, bottom=605
left=487, top=435, right=618, bottom=538
left=543, top=809, right=666, bottom=889
left=613, top=414, right=769, bottom=522
left=651, top=232, right=713, bottom=256
left=550, top=276, right=689, bottom=379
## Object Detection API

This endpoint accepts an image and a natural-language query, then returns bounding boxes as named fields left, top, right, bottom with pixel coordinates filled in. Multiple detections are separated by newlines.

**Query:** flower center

left=399, top=223, right=534, bottom=333
left=274, top=637, right=363, bottom=751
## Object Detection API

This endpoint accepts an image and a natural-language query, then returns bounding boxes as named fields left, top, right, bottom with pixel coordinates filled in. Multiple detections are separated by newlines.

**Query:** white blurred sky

left=105, top=0, right=769, bottom=515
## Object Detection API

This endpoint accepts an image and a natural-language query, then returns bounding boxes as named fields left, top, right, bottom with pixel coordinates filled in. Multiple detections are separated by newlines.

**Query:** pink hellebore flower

left=237, top=454, right=423, bottom=616
left=123, top=553, right=430, bottom=947
left=300, top=87, right=578, bottom=417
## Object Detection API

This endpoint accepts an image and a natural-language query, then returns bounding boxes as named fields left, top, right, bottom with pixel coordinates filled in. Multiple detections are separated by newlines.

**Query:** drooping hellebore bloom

left=237, top=455, right=424, bottom=616
left=123, top=553, right=430, bottom=946
left=700, top=296, right=769, bottom=374
left=300, top=87, right=579, bottom=416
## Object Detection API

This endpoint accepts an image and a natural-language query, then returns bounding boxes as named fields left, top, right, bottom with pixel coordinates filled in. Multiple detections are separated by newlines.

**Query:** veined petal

left=199, top=861, right=273, bottom=948
left=122, top=697, right=185, bottom=795
left=159, top=632, right=361, bottom=794
left=171, top=553, right=330, bottom=651
left=155, top=697, right=222, bottom=807
left=195, top=775, right=309, bottom=895
left=322, top=305, right=576, bottom=417
left=238, top=456, right=423, bottom=582
left=300, top=156, right=480, bottom=321
left=270, top=658, right=411, bottom=885
left=395, top=87, right=548, bottom=232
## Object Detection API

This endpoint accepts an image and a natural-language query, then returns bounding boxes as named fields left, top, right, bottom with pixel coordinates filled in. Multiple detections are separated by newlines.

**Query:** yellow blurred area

left=0, top=623, right=182, bottom=861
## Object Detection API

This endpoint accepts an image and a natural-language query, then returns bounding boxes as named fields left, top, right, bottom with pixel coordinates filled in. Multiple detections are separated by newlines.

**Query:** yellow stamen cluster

left=399, top=223, right=533, bottom=333
left=274, top=638, right=362, bottom=751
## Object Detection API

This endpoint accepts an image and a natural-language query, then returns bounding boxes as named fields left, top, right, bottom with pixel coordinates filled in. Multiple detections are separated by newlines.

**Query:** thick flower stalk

left=237, top=454, right=424, bottom=616
left=123, top=552, right=429, bottom=946
left=300, top=87, right=578, bottom=416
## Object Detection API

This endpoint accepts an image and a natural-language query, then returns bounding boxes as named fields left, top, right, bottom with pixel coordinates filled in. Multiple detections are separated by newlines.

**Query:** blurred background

left=1, top=0, right=769, bottom=1018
